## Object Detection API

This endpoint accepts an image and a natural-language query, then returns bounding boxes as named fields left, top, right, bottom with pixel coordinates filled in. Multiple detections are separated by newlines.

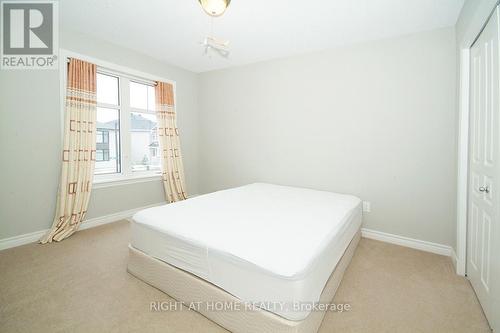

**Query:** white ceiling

left=61, top=0, right=464, bottom=73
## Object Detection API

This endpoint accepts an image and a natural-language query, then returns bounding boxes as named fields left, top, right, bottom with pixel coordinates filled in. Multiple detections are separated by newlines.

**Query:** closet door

left=467, top=6, right=500, bottom=331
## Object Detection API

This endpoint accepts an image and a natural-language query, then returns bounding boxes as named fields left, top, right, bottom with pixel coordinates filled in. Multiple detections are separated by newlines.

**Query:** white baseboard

left=361, top=228, right=452, bottom=257
left=2, top=207, right=453, bottom=258
left=0, top=230, right=48, bottom=252
left=0, top=202, right=165, bottom=251
left=450, top=249, right=460, bottom=274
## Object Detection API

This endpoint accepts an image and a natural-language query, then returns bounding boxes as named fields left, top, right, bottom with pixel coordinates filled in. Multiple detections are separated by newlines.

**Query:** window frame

left=59, top=49, right=177, bottom=188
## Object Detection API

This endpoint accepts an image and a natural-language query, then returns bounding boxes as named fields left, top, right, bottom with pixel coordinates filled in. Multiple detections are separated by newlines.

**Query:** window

left=96, top=130, right=109, bottom=144
left=130, top=81, right=160, bottom=173
left=92, top=69, right=165, bottom=183
left=96, top=131, right=103, bottom=143
left=96, top=150, right=104, bottom=161
left=130, top=81, right=155, bottom=110
left=95, top=73, right=121, bottom=175
left=95, top=149, right=110, bottom=161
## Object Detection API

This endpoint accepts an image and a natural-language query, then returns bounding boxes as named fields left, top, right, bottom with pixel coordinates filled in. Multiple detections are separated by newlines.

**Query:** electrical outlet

left=362, top=201, right=371, bottom=213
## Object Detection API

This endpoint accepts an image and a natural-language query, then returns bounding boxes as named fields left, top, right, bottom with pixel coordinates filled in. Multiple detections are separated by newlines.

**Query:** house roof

left=97, top=113, right=156, bottom=131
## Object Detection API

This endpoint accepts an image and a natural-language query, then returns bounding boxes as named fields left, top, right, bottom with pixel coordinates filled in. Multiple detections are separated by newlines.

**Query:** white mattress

left=131, top=183, right=362, bottom=321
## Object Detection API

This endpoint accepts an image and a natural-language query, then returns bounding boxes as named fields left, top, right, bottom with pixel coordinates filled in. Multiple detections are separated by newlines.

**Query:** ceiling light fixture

left=198, top=0, right=231, bottom=17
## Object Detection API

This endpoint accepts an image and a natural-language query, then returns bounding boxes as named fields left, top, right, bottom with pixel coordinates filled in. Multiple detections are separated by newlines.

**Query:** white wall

left=456, top=0, right=498, bottom=47
left=0, top=29, right=199, bottom=239
left=0, top=25, right=459, bottom=248
left=198, top=27, right=457, bottom=246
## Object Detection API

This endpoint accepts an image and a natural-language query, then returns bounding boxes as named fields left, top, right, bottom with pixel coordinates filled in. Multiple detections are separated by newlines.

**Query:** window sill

left=93, top=173, right=162, bottom=189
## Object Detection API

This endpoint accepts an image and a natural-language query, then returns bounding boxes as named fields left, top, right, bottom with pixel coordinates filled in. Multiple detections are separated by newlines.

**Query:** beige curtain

left=40, top=58, right=97, bottom=243
left=155, top=81, right=188, bottom=203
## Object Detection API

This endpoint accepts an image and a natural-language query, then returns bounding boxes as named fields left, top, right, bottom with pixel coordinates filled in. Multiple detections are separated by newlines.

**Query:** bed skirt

left=127, top=229, right=361, bottom=333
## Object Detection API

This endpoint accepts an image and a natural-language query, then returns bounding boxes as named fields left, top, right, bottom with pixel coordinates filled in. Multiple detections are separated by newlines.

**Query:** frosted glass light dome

left=198, top=0, right=231, bottom=17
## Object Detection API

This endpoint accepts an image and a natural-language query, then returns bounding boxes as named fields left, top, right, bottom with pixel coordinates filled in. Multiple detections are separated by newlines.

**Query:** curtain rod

left=65, top=57, right=157, bottom=86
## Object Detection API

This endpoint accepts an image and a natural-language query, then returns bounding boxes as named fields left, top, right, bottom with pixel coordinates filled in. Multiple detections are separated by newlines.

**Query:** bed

left=127, top=183, right=362, bottom=333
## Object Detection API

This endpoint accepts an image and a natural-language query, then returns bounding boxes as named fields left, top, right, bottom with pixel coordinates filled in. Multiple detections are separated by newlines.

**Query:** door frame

left=456, top=1, right=500, bottom=276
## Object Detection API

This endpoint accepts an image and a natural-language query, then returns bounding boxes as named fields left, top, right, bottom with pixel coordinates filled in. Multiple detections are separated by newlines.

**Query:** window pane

left=130, top=112, right=160, bottom=173
left=96, top=131, right=103, bottom=143
left=130, top=81, right=148, bottom=110
left=97, top=73, right=119, bottom=105
left=147, top=85, right=156, bottom=111
left=95, top=107, right=121, bottom=175
left=96, top=150, right=104, bottom=161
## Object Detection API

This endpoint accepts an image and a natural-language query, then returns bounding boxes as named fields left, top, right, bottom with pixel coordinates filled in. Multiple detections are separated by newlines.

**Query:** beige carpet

left=0, top=220, right=491, bottom=333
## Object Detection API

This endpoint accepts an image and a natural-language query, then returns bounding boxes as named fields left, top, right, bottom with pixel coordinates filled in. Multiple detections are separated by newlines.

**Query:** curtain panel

left=40, top=58, right=97, bottom=243
left=155, top=81, right=188, bottom=203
